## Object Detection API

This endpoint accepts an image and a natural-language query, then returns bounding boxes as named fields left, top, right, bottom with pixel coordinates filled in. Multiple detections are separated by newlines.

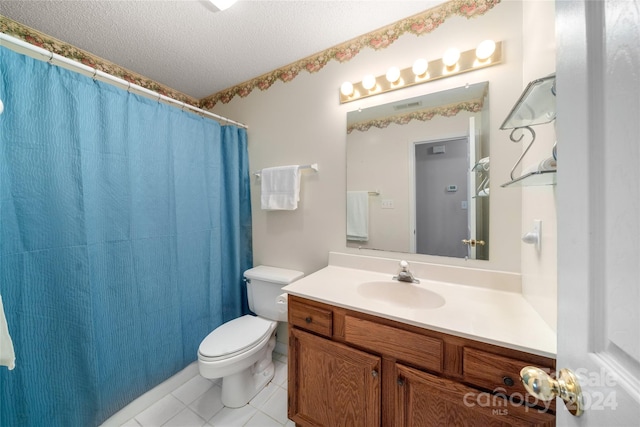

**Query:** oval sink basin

left=357, top=281, right=445, bottom=309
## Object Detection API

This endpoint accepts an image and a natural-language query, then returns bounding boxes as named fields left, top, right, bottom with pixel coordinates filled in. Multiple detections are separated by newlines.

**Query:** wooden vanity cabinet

left=289, top=328, right=381, bottom=426
left=288, top=295, right=556, bottom=427
left=395, top=364, right=556, bottom=426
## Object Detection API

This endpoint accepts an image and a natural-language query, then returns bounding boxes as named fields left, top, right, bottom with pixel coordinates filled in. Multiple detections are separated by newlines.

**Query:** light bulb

left=340, top=81, right=354, bottom=96
left=476, top=39, right=496, bottom=61
left=362, top=74, right=377, bottom=90
left=442, top=48, right=460, bottom=67
left=412, top=58, right=428, bottom=76
left=385, top=66, right=401, bottom=83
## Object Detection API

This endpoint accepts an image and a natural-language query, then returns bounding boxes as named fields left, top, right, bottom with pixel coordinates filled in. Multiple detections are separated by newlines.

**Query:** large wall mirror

left=346, top=82, right=490, bottom=260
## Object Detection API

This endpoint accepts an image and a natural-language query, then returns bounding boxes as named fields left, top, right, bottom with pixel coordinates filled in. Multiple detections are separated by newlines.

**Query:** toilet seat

left=198, top=315, right=275, bottom=361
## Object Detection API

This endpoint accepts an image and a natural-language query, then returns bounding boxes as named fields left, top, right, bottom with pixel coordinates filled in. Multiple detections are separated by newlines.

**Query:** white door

left=556, top=0, right=640, bottom=425
left=467, top=117, right=477, bottom=259
left=414, top=137, right=469, bottom=258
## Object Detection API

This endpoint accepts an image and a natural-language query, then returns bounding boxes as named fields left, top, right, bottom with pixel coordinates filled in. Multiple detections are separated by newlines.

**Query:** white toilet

left=197, top=265, right=304, bottom=408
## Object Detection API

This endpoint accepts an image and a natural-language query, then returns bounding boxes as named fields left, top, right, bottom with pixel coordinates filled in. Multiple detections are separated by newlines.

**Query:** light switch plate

left=381, top=199, right=394, bottom=209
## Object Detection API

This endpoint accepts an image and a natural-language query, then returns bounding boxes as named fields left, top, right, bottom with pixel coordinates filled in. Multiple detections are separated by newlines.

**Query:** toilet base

left=220, top=335, right=277, bottom=408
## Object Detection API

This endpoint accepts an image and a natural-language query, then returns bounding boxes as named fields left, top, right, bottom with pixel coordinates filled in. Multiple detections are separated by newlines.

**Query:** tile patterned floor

left=101, top=353, right=293, bottom=427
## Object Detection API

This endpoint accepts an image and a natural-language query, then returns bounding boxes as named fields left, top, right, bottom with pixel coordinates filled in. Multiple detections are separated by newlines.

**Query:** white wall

left=520, top=0, right=558, bottom=331
left=212, top=0, right=529, bottom=277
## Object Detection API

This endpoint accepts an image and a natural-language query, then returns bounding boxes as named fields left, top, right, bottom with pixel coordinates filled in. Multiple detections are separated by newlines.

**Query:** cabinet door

left=289, top=328, right=381, bottom=427
left=395, top=364, right=555, bottom=427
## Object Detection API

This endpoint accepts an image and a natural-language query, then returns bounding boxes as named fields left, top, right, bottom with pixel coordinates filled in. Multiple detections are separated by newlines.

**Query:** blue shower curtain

left=0, top=46, right=252, bottom=426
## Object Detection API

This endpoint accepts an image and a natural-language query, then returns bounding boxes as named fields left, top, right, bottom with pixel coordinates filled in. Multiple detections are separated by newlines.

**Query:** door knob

left=520, top=366, right=584, bottom=416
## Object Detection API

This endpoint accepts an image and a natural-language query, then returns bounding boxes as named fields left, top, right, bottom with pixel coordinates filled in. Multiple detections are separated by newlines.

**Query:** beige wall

left=212, top=0, right=534, bottom=278
left=520, top=0, right=558, bottom=331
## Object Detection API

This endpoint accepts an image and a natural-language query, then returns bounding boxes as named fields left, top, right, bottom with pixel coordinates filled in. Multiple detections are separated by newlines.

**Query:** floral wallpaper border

left=199, top=0, right=501, bottom=109
left=347, top=99, right=484, bottom=134
left=1, top=0, right=500, bottom=110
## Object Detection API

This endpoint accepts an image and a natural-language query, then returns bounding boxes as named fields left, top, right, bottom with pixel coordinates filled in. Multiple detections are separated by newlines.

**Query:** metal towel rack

left=253, top=163, right=319, bottom=178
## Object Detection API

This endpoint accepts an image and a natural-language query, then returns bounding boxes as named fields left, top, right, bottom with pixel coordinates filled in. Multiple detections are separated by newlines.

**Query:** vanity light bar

left=339, top=41, right=502, bottom=104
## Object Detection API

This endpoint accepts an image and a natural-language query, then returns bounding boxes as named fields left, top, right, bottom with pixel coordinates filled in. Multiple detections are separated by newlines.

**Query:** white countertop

left=283, top=265, right=557, bottom=359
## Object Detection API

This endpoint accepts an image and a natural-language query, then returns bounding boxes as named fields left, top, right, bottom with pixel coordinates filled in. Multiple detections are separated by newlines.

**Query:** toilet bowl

left=197, top=266, right=304, bottom=408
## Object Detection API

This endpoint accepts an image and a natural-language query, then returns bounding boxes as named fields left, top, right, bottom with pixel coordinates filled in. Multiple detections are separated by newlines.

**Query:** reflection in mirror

left=346, top=82, right=490, bottom=260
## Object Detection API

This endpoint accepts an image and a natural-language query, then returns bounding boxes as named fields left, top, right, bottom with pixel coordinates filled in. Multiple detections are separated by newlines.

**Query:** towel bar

left=253, top=163, right=318, bottom=178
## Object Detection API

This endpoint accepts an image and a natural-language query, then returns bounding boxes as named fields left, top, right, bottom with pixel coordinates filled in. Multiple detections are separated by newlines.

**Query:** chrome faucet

left=393, top=260, right=420, bottom=284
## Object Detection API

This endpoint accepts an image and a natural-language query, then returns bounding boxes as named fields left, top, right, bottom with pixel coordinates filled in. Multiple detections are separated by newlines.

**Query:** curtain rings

left=48, top=51, right=54, bottom=64
left=127, top=82, right=132, bottom=93
left=92, top=68, right=98, bottom=81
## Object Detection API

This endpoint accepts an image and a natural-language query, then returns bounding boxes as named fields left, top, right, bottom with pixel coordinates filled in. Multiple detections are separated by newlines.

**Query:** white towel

left=346, top=191, right=369, bottom=241
left=477, top=156, right=490, bottom=171
left=0, top=295, right=15, bottom=370
left=538, top=157, right=557, bottom=171
left=523, top=157, right=557, bottom=175
left=477, top=188, right=490, bottom=197
left=260, top=165, right=301, bottom=210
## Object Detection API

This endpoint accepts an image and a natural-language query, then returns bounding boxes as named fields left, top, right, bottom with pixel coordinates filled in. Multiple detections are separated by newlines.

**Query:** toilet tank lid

left=244, top=265, right=304, bottom=284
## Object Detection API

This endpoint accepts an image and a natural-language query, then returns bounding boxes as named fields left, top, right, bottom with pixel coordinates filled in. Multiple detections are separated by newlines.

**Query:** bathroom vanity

left=283, top=257, right=557, bottom=426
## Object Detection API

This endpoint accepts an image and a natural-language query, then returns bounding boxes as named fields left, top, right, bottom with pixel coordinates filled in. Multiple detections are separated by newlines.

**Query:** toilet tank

left=244, top=266, right=304, bottom=321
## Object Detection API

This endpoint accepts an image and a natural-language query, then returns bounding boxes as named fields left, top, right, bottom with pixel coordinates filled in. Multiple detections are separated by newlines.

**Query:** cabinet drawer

left=396, top=363, right=555, bottom=426
left=344, top=315, right=442, bottom=373
left=463, top=347, right=555, bottom=411
left=288, top=298, right=333, bottom=337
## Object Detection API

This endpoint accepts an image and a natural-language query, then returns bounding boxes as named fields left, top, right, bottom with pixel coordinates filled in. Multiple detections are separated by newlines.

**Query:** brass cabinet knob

left=462, top=239, right=486, bottom=247
left=520, top=366, right=584, bottom=416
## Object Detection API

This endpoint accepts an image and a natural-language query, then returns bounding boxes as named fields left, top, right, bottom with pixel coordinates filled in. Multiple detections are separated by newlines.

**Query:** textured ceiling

left=0, top=0, right=447, bottom=99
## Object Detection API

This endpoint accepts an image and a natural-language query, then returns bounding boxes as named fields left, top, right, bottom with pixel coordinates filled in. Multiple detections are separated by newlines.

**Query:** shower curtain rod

left=0, top=33, right=248, bottom=129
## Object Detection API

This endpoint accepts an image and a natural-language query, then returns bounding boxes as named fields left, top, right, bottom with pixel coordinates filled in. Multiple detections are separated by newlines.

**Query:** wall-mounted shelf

left=500, top=74, right=557, bottom=187
left=500, top=75, right=556, bottom=130
left=501, top=170, right=556, bottom=188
